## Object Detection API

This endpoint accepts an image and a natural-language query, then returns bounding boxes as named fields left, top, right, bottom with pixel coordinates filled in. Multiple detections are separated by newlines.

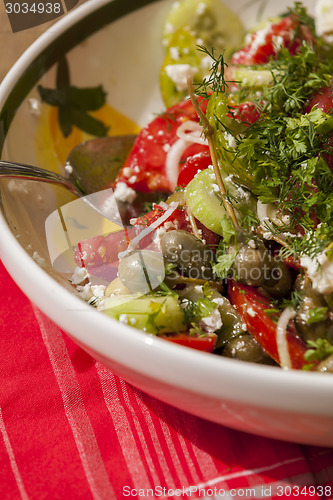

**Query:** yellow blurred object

left=36, top=102, right=139, bottom=173
left=105, top=277, right=131, bottom=297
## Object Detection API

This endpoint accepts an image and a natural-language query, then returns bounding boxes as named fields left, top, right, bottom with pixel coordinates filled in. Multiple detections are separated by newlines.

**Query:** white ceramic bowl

left=1, top=0, right=332, bottom=447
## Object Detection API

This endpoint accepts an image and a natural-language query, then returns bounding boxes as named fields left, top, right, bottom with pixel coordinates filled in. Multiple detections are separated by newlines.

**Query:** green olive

left=161, top=230, right=214, bottom=281
left=118, top=250, right=165, bottom=293
left=295, top=287, right=333, bottom=343
left=222, top=333, right=275, bottom=365
left=261, top=258, right=292, bottom=298
left=230, top=235, right=272, bottom=286
left=317, top=354, right=333, bottom=373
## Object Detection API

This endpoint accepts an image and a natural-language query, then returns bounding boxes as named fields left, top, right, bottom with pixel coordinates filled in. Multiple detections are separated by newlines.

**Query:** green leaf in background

left=38, top=56, right=108, bottom=138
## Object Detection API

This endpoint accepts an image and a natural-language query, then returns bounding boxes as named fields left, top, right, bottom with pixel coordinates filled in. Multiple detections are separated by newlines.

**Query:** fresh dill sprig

left=194, top=46, right=229, bottom=98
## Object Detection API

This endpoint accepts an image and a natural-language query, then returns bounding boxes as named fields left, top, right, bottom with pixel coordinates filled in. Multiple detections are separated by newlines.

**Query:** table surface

left=1, top=3, right=333, bottom=499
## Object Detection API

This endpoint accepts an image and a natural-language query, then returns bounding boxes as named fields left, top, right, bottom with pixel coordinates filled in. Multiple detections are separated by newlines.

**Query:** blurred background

left=0, top=0, right=90, bottom=82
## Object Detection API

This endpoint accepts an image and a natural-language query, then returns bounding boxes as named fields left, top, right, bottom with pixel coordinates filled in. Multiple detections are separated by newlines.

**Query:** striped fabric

left=1, top=260, right=332, bottom=500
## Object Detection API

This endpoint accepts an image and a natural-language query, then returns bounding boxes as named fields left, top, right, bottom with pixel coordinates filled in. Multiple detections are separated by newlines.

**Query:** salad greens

left=71, top=0, right=333, bottom=373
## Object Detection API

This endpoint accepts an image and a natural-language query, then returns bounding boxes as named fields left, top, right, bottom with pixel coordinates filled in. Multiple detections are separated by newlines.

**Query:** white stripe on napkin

left=34, top=307, right=114, bottom=500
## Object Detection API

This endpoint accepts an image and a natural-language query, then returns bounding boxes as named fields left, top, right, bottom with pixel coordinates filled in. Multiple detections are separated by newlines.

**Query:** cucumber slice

left=206, top=91, right=255, bottom=190
left=160, top=27, right=203, bottom=108
left=162, top=0, right=244, bottom=53
left=160, top=0, right=244, bottom=107
left=99, top=295, right=186, bottom=334
left=184, top=168, right=256, bottom=236
left=232, top=67, right=274, bottom=89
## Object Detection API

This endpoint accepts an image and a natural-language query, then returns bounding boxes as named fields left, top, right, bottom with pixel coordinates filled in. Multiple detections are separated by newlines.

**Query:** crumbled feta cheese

left=164, top=21, right=175, bottom=35
left=249, top=24, right=272, bottom=54
left=164, top=64, right=198, bottom=91
left=28, top=98, right=41, bottom=117
left=196, top=2, right=207, bottom=15
left=91, top=285, right=106, bottom=298
left=199, top=306, right=222, bottom=333
left=315, top=0, right=333, bottom=36
left=76, top=284, right=93, bottom=301
left=300, top=251, right=333, bottom=294
left=247, top=307, right=256, bottom=317
left=64, top=163, right=73, bottom=175
left=122, top=167, right=133, bottom=177
left=33, top=251, right=46, bottom=268
left=224, top=132, right=236, bottom=149
left=71, top=267, right=89, bottom=285
left=153, top=220, right=178, bottom=249
left=113, top=182, right=137, bottom=203
left=7, top=179, right=29, bottom=195
left=237, top=186, right=251, bottom=201
left=119, top=314, right=128, bottom=324
left=169, top=46, right=180, bottom=60
left=272, top=35, right=284, bottom=52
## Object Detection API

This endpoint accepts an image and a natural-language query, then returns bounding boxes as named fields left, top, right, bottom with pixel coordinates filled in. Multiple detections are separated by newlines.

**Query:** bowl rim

left=0, top=0, right=332, bottom=420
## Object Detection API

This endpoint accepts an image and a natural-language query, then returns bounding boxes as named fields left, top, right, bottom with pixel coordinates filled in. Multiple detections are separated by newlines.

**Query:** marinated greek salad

left=71, top=0, right=333, bottom=372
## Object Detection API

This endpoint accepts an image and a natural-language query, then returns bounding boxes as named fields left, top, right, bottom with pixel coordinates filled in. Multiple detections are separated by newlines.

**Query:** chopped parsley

left=202, top=9, right=333, bottom=261
left=304, top=338, right=333, bottom=363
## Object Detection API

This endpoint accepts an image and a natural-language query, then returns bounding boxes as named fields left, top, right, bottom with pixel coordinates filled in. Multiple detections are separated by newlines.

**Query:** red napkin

left=0, top=260, right=332, bottom=500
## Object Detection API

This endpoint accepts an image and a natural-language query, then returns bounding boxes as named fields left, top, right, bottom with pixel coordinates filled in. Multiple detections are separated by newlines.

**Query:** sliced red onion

left=176, top=120, right=208, bottom=145
left=165, top=138, right=190, bottom=191
left=276, top=307, right=296, bottom=370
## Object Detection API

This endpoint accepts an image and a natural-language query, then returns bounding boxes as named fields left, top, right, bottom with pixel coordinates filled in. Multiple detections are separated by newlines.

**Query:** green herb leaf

left=304, top=338, right=333, bottom=362
left=69, top=107, right=109, bottom=137
left=183, top=298, right=217, bottom=324
left=38, top=57, right=108, bottom=138
left=66, top=86, right=107, bottom=111
left=306, top=307, right=328, bottom=324
left=213, top=251, right=237, bottom=280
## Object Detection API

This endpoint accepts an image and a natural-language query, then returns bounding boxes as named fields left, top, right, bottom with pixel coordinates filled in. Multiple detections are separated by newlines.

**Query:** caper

left=317, top=354, right=333, bottom=373
left=118, top=250, right=165, bottom=293
left=222, top=333, right=275, bottom=365
left=161, top=230, right=214, bottom=281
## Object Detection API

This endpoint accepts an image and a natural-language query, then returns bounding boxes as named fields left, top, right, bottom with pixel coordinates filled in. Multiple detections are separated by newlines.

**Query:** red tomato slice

left=177, top=148, right=211, bottom=187
left=74, top=205, right=190, bottom=269
left=74, top=229, right=135, bottom=269
left=304, top=87, right=333, bottom=170
left=133, top=204, right=189, bottom=229
left=227, top=101, right=261, bottom=125
left=283, top=255, right=301, bottom=272
left=227, top=280, right=315, bottom=369
left=114, top=98, right=207, bottom=193
left=304, top=87, right=333, bottom=114
left=162, top=332, right=217, bottom=352
left=231, top=15, right=315, bottom=66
